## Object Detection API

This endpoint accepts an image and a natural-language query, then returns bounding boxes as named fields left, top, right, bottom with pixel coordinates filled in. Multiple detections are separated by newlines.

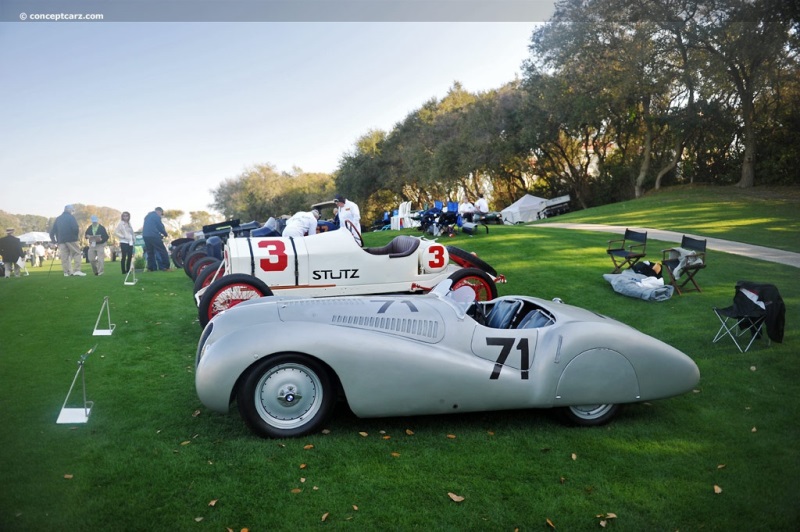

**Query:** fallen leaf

left=291, top=488, right=302, bottom=494
left=714, top=485, right=723, bottom=494
left=353, top=505, right=359, bottom=511
left=300, top=478, right=306, bottom=483
left=192, top=410, right=201, bottom=417
left=64, top=474, right=73, bottom=480
left=447, top=434, right=456, bottom=439
left=560, top=477, right=566, bottom=484
left=359, top=432, right=369, bottom=437
left=405, top=429, right=414, bottom=435
left=321, top=512, right=329, bottom=522
left=606, top=513, right=617, bottom=519
left=600, top=520, right=607, bottom=528
left=383, top=435, right=391, bottom=440
left=181, top=440, right=191, bottom=446
left=546, top=518, right=556, bottom=529
left=304, top=444, right=314, bottom=450
left=194, top=517, right=203, bottom=522
left=487, top=431, right=495, bottom=436
left=380, top=430, right=386, bottom=434
left=750, top=366, right=757, bottom=371
left=391, top=452, right=401, bottom=457
left=321, top=429, right=331, bottom=435
left=717, top=464, right=726, bottom=469
left=751, top=427, right=757, bottom=433
left=571, top=453, right=577, bottom=460
left=448, top=492, right=465, bottom=502
left=300, top=464, right=307, bottom=469
left=208, top=499, right=218, bottom=507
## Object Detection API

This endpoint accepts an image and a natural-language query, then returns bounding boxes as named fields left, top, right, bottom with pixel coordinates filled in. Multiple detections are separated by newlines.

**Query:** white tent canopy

left=501, top=194, right=547, bottom=224
left=18, top=231, right=52, bottom=244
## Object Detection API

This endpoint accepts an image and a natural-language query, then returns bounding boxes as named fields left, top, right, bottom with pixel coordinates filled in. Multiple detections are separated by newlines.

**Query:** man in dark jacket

left=50, top=204, right=85, bottom=276
left=0, top=228, right=24, bottom=278
left=142, top=207, right=171, bottom=271
left=84, top=215, right=110, bottom=275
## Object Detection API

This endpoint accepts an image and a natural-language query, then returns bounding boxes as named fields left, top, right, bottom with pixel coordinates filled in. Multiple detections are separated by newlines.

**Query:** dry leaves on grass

left=321, top=512, right=329, bottom=522
left=304, top=444, right=314, bottom=450
left=359, top=432, right=369, bottom=437
left=546, top=518, right=556, bottom=529
left=63, top=474, right=73, bottom=480
left=448, top=492, right=465, bottom=502
left=714, top=485, right=723, bottom=494
left=208, top=499, right=218, bottom=507
left=446, top=434, right=456, bottom=439
left=390, top=452, right=401, bottom=457
left=571, top=453, right=577, bottom=460
left=596, top=512, right=617, bottom=527
left=405, top=429, right=414, bottom=435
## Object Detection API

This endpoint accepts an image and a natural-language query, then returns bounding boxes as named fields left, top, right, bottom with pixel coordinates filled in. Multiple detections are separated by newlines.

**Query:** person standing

left=50, top=204, right=85, bottom=276
left=34, top=242, right=46, bottom=267
left=334, top=194, right=360, bottom=231
left=281, top=210, right=320, bottom=238
left=142, top=207, right=171, bottom=271
left=84, top=215, right=110, bottom=275
left=114, top=211, right=135, bottom=274
left=0, top=228, right=24, bottom=278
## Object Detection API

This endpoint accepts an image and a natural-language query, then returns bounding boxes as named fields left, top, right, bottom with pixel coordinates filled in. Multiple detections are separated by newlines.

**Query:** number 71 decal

left=486, top=337, right=530, bottom=379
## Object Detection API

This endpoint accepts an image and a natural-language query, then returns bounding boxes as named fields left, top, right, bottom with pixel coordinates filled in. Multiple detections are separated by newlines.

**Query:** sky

left=1, top=7, right=554, bottom=229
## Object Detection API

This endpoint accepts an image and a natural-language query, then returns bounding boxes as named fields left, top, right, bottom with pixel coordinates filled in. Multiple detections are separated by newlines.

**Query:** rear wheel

left=446, top=246, right=497, bottom=276
left=172, top=241, right=193, bottom=268
left=183, top=249, right=208, bottom=278
left=190, top=256, right=218, bottom=281
left=198, top=273, right=273, bottom=327
left=447, top=268, right=497, bottom=301
left=561, top=404, right=620, bottom=427
left=193, top=259, right=222, bottom=294
left=237, top=354, right=336, bottom=438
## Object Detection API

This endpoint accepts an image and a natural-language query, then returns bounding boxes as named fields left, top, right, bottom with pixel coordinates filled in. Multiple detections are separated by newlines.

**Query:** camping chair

left=662, top=235, right=707, bottom=294
left=713, top=281, right=785, bottom=353
left=606, top=229, right=647, bottom=273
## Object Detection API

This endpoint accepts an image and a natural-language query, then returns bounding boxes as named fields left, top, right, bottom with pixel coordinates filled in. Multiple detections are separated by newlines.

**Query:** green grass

left=1, top=186, right=798, bottom=531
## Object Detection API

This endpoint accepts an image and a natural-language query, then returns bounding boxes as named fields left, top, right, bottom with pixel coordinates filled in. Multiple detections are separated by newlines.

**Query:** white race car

left=195, top=226, right=504, bottom=327
left=195, top=281, right=700, bottom=438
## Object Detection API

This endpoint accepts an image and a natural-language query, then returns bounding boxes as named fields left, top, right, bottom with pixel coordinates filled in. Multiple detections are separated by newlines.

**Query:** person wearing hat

left=85, top=215, right=110, bottom=275
left=0, top=228, right=24, bottom=278
left=142, top=207, right=171, bottom=271
left=50, top=204, right=85, bottom=276
left=333, top=194, right=360, bottom=234
left=281, top=209, right=320, bottom=239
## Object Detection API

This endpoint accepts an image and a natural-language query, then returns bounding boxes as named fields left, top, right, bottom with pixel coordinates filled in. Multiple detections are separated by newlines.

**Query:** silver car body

left=196, top=283, right=700, bottom=422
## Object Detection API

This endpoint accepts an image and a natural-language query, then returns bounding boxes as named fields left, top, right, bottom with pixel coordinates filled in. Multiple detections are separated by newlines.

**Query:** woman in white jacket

left=114, top=211, right=135, bottom=274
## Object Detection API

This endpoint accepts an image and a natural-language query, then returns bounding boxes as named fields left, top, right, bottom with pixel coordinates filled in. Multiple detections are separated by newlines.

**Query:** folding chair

left=713, top=281, right=784, bottom=352
left=606, top=229, right=647, bottom=273
left=662, top=235, right=707, bottom=294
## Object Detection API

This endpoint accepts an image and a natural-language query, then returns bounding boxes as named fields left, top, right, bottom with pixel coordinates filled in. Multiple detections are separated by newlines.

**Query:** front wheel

left=447, top=268, right=498, bottom=301
left=237, top=354, right=336, bottom=438
left=561, top=404, right=621, bottom=427
left=198, top=273, right=273, bottom=327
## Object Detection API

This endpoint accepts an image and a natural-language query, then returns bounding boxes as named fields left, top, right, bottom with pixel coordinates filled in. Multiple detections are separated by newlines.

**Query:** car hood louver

left=277, top=298, right=444, bottom=342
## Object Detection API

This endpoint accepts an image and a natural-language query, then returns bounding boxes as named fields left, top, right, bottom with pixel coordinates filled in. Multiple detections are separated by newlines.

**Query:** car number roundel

left=421, top=243, right=448, bottom=273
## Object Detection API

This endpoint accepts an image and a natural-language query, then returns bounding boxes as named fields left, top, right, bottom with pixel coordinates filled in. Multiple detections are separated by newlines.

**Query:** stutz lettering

left=312, top=268, right=360, bottom=280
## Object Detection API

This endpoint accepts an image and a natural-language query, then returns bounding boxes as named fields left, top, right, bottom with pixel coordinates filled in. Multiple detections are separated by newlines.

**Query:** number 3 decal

left=257, top=240, right=288, bottom=272
left=427, top=244, right=446, bottom=269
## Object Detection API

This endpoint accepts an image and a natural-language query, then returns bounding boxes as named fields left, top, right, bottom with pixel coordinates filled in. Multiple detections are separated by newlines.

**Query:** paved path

left=537, top=223, right=800, bottom=269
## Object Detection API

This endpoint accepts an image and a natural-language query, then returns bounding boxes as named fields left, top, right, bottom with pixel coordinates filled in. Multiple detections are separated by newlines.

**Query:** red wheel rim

left=206, top=282, right=265, bottom=321
left=451, top=276, right=493, bottom=301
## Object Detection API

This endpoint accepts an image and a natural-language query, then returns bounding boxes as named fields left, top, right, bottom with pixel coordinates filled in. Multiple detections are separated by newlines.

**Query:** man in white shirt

left=474, top=194, right=489, bottom=214
left=282, top=210, right=320, bottom=238
left=334, top=194, right=361, bottom=231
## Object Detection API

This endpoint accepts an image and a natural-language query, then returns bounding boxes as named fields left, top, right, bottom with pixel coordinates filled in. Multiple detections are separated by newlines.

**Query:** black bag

left=632, top=260, right=662, bottom=278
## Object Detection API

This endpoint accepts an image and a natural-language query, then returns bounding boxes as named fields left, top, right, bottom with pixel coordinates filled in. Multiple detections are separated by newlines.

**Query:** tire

left=236, top=353, right=336, bottom=438
left=560, top=404, right=621, bottom=427
left=188, top=238, right=207, bottom=254
left=172, top=241, right=193, bottom=268
left=193, top=259, right=222, bottom=294
left=171, top=238, right=194, bottom=268
left=190, top=256, right=219, bottom=281
left=183, top=249, right=208, bottom=278
left=446, top=246, right=497, bottom=277
left=198, top=273, right=273, bottom=327
left=447, top=268, right=498, bottom=301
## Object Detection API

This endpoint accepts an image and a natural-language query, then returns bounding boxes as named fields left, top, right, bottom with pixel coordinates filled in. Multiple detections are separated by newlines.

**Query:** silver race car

left=195, top=281, right=700, bottom=438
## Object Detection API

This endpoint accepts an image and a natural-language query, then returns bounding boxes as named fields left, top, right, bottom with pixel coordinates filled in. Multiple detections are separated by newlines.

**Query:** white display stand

left=56, top=345, right=95, bottom=424
left=93, top=296, right=116, bottom=336
left=123, top=263, right=138, bottom=285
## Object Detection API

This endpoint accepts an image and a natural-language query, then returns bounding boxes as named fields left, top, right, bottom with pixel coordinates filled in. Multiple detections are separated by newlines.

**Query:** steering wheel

left=345, top=220, right=363, bottom=247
